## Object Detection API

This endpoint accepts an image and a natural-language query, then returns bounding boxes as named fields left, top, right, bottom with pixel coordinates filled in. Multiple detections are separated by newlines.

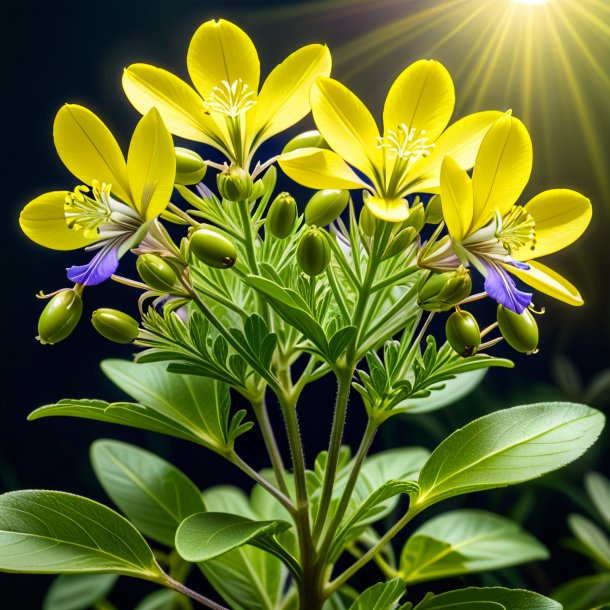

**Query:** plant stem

left=238, top=201, right=259, bottom=274
left=370, top=265, right=419, bottom=293
left=251, top=396, right=290, bottom=497
left=164, top=575, right=229, bottom=610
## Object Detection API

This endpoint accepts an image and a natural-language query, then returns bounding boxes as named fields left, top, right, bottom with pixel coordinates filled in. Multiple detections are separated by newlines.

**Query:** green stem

left=370, top=265, right=419, bottom=293
left=238, top=201, right=259, bottom=274
left=164, top=575, right=229, bottom=610
left=167, top=202, right=199, bottom=227
left=251, top=397, right=290, bottom=497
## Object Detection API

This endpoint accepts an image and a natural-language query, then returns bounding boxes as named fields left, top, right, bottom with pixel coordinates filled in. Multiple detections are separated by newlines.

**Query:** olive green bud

left=174, top=147, right=206, bottom=185
left=445, top=310, right=481, bottom=357
left=91, top=309, right=140, bottom=344
left=136, top=254, right=178, bottom=292
left=249, top=179, right=266, bottom=201
left=425, top=195, right=444, bottom=224
left=403, top=201, right=426, bottom=233
left=267, top=192, right=297, bottom=239
left=296, top=227, right=331, bottom=276
left=305, top=189, right=350, bottom=227
left=217, top=165, right=253, bottom=202
left=497, top=305, right=539, bottom=353
left=381, top=227, right=417, bottom=261
left=189, top=228, right=237, bottom=269
left=37, top=289, right=83, bottom=345
left=359, top=204, right=376, bottom=237
left=417, top=268, right=472, bottom=312
left=282, top=130, right=329, bottom=154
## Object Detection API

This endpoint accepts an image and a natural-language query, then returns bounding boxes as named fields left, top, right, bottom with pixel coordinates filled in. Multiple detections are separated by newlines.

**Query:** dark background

left=2, top=0, right=609, bottom=608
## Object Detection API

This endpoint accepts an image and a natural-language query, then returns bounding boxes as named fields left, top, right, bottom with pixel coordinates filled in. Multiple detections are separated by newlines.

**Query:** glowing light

left=513, top=0, right=549, bottom=5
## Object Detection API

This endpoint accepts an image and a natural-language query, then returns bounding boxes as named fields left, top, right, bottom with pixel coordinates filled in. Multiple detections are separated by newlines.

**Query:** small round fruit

left=37, top=289, right=83, bottom=345
left=497, top=305, right=539, bottom=353
left=296, top=227, right=331, bottom=276
left=91, top=309, right=140, bottom=344
left=189, top=228, right=237, bottom=269
left=445, top=310, right=481, bottom=357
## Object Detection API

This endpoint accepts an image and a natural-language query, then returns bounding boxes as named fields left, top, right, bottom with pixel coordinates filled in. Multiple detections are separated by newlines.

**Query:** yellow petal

left=365, top=196, right=409, bottom=223
left=508, top=260, right=583, bottom=306
left=122, top=64, right=224, bottom=147
left=279, top=147, right=369, bottom=190
left=252, top=45, right=332, bottom=148
left=127, top=108, right=176, bottom=220
left=187, top=19, right=260, bottom=99
left=383, top=60, right=455, bottom=143
left=471, top=114, right=532, bottom=232
left=311, top=77, right=382, bottom=179
left=515, top=189, right=592, bottom=261
left=440, top=156, right=472, bottom=242
left=19, top=191, right=97, bottom=250
left=399, top=110, right=503, bottom=194
left=53, top=105, right=131, bottom=202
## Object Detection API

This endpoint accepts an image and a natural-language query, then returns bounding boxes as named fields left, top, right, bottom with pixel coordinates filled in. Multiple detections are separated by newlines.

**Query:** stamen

left=205, top=79, right=257, bottom=117
left=376, top=124, right=435, bottom=162
left=496, top=207, right=536, bottom=253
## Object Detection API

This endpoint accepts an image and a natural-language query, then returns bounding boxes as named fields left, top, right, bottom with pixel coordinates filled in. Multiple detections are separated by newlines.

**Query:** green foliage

left=43, top=574, right=118, bottom=610
left=348, top=578, right=405, bottom=610
left=134, top=589, right=183, bottom=610
left=552, top=574, right=610, bottom=610
left=409, top=587, right=561, bottom=609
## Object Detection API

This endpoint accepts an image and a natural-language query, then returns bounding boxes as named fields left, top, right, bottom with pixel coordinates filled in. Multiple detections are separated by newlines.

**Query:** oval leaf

left=175, top=512, right=290, bottom=563
left=399, top=509, right=548, bottom=584
left=416, top=403, right=604, bottom=507
left=43, top=573, right=118, bottom=610
left=348, top=578, right=405, bottom=610
left=0, top=491, right=163, bottom=580
left=552, top=573, right=610, bottom=610
left=413, top=587, right=561, bottom=610
left=91, top=440, right=205, bottom=547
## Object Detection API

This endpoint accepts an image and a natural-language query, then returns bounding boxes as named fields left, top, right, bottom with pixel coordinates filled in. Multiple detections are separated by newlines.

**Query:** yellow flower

left=19, top=104, right=175, bottom=285
left=122, top=19, right=332, bottom=169
left=439, top=114, right=591, bottom=310
left=279, top=60, right=503, bottom=222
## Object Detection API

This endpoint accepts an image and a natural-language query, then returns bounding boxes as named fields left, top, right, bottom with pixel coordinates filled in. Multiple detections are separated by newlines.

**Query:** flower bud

left=217, top=165, right=253, bottom=202
left=297, top=227, right=331, bottom=276
left=445, top=310, right=481, bottom=357
left=497, top=305, right=539, bottom=353
left=174, top=147, right=206, bottom=185
left=381, top=227, right=417, bottom=261
left=267, top=192, right=297, bottom=239
left=282, top=130, right=329, bottom=154
left=359, top=204, right=376, bottom=237
left=403, top=201, right=426, bottom=232
left=425, top=195, right=444, bottom=224
left=189, top=228, right=237, bottom=269
left=37, top=289, right=83, bottom=345
left=136, top=254, right=178, bottom=292
left=304, top=189, right=350, bottom=227
left=249, top=179, right=266, bottom=201
left=91, top=309, right=140, bottom=344
left=417, top=268, right=472, bottom=312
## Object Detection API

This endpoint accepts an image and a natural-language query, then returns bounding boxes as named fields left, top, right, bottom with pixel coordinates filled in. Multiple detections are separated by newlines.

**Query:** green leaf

left=568, top=513, right=610, bottom=568
left=0, top=491, right=163, bottom=580
left=399, top=509, right=548, bottom=584
left=552, top=573, right=610, bottom=610
left=91, top=440, right=205, bottom=547
left=585, top=471, right=610, bottom=530
left=134, top=589, right=182, bottom=610
left=412, top=587, right=561, bottom=609
left=348, top=578, right=405, bottom=610
left=329, top=326, right=357, bottom=361
left=230, top=314, right=278, bottom=371
left=175, top=512, right=291, bottom=563
left=43, top=574, right=118, bottom=610
left=416, top=403, right=605, bottom=508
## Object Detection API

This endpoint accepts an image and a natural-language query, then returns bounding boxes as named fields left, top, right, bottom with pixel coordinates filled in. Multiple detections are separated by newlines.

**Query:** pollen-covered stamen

left=205, top=79, right=257, bottom=117
left=496, top=207, right=536, bottom=254
left=376, top=124, right=435, bottom=162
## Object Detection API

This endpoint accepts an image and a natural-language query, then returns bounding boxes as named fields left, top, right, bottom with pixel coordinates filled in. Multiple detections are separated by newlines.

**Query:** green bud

left=217, top=165, right=253, bottom=201
left=403, top=201, right=426, bottom=233
left=497, top=305, right=539, bottom=353
left=296, top=227, right=331, bottom=276
left=136, top=254, right=178, bottom=292
left=445, top=310, right=481, bottom=357
left=267, top=192, right=297, bottom=239
left=359, top=204, right=376, bottom=237
left=305, top=189, right=350, bottom=227
left=174, top=147, right=206, bottom=185
left=381, top=227, right=417, bottom=261
left=37, top=289, right=83, bottom=345
left=425, top=195, right=444, bottom=224
left=189, top=228, right=237, bottom=269
left=282, top=130, right=329, bottom=154
left=249, top=179, right=266, bottom=201
left=91, top=309, right=140, bottom=344
left=417, top=267, right=472, bottom=312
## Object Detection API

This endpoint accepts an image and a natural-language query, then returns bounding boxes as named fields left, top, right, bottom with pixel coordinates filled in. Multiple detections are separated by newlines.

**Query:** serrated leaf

left=348, top=578, right=405, bottom=610
left=568, top=513, right=610, bottom=568
left=43, top=574, right=118, bottom=610
left=399, top=510, right=548, bottom=584
left=91, top=440, right=205, bottom=547
left=413, top=587, right=561, bottom=609
left=552, top=573, right=610, bottom=610
left=0, top=491, right=163, bottom=580
left=416, top=403, right=605, bottom=508
left=175, top=512, right=291, bottom=563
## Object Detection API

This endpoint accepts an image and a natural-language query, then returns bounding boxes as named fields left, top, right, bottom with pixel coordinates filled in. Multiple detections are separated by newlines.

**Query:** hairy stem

left=164, top=575, right=229, bottom=610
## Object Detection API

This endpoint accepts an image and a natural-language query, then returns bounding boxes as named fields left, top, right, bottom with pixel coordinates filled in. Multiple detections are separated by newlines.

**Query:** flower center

left=205, top=79, right=257, bottom=117
left=376, top=124, right=435, bottom=162
left=496, top=207, right=536, bottom=254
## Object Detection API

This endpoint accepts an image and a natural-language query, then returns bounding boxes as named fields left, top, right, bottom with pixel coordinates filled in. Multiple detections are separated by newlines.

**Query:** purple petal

left=67, top=240, right=121, bottom=286
left=482, top=260, right=532, bottom=314
left=196, top=183, right=215, bottom=200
